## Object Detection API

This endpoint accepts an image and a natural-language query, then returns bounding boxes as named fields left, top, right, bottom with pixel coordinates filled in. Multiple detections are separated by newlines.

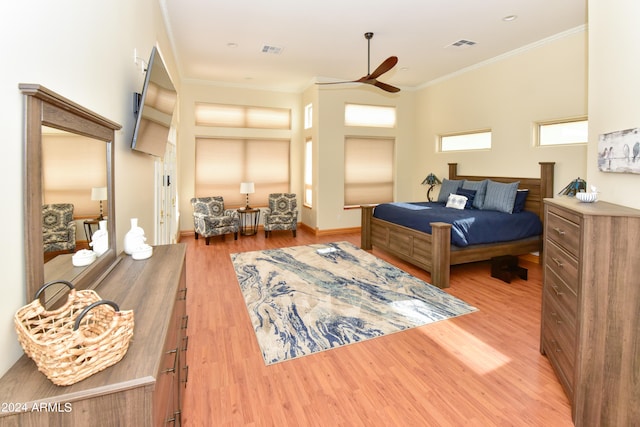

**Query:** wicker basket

left=14, top=280, right=134, bottom=386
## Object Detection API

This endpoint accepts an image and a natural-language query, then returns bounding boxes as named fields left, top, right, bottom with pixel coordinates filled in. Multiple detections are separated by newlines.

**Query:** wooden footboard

left=361, top=162, right=555, bottom=289
left=361, top=205, right=451, bottom=288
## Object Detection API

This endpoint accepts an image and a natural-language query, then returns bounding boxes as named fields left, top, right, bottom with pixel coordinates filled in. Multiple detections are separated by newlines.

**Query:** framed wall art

left=598, top=127, right=640, bottom=174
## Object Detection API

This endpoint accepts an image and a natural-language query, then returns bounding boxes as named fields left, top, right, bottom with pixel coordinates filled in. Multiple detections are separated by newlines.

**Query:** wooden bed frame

left=361, top=162, right=555, bottom=288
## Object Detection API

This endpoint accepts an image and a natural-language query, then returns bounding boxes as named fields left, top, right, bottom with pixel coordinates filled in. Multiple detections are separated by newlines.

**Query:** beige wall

left=414, top=29, right=588, bottom=201
left=587, top=0, right=640, bottom=209
left=0, top=0, right=179, bottom=375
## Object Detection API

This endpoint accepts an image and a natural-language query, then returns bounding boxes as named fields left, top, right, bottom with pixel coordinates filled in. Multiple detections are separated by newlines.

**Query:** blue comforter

left=373, top=202, right=542, bottom=247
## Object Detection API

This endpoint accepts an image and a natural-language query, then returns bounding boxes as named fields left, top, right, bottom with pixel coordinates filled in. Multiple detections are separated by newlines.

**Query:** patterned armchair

left=190, top=196, right=239, bottom=244
left=42, top=204, right=77, bottom=253
left=263, top=193, right=298, bottom=238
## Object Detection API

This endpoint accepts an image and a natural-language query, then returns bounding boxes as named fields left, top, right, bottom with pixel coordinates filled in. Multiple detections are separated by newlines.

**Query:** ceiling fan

left=317, top=32, right=400, bottom=93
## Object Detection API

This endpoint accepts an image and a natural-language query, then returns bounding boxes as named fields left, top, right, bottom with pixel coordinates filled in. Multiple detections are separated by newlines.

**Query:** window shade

left=195, top=138, right=290, bottom=207
left=344, top=137, right=394, bottom=206
left=195, top=103, right=291, bottom=129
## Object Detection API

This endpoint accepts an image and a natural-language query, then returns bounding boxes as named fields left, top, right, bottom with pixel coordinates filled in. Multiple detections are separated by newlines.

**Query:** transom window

left=345, top=104, right=396, bottom=128
left=440, top=130, right=492, bottom=152
left=538, top=118, right=588, bottom=146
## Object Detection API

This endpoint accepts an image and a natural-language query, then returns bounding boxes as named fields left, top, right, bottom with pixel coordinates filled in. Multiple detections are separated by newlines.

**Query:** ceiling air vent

left=261, top=45, right=284, bottom=55
left=446, top=39, right=477, bottom=48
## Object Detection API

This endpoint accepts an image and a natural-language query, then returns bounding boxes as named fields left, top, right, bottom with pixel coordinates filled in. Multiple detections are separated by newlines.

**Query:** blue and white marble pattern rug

left=231, top=241, right=477, bottom=365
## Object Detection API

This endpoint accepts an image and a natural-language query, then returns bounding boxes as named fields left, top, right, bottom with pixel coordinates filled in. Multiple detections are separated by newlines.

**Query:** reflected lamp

left=91, top=186, right=108, bottom=220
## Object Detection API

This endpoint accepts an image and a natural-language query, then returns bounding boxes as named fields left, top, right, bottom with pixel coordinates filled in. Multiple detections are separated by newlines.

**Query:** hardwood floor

left=180, top=228, right=573, bottom=426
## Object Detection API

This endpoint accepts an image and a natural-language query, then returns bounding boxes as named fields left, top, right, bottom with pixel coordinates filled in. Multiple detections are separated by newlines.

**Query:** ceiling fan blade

left=372, top=80, right=401, bottom=93
left=316, top=81, right=358, bottom=85
left=368, top=56, right=398, bottom=80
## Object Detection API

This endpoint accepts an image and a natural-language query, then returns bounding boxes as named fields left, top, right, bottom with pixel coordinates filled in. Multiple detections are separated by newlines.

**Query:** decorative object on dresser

left=540, top=198, right=640, bottom=426
left=557, top=177, right=586, bottom=196
left=421, top=172, right=441, bottom=202
left=361, top=162, right=555, bottom=288
left=0, top=244, right=189, bottom=426
left=14, top=280, right=134, bottom=386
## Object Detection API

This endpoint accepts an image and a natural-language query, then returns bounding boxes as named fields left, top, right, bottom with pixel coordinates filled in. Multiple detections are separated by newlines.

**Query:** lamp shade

left=240, top=182, right=255, bottom=194
left=91, top=186, right=108, bottom=201
left=421, top=173, right=441, bottom=185
left=558, top=177, right=586, bottom=197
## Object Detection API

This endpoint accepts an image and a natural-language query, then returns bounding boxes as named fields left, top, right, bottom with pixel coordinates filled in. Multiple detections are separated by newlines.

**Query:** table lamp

left=240, top=182, right=255, bottom=209
left=91, top=186, right=108, bottom=220
left=421, top=173, right=441, bottom=202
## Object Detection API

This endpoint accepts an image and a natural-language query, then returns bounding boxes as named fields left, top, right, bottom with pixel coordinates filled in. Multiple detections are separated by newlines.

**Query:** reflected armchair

left=190, top=196, right=239, bottom=244
left=263, top=193, right=298, bottom=238
left=42, top=203, right=76, bottom=253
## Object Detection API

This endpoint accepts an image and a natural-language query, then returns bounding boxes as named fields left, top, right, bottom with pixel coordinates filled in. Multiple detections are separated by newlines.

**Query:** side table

left=237, top=208, right=260, bottom=236
left=83, top=219, right=99, bottom=241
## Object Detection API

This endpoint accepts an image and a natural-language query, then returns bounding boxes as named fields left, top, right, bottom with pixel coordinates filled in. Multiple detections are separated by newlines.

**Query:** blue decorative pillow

left=482, top=180, right=520, bottom=214
left=513, top=189, right=529, bottom=213
left=456, top=188, right=477, bottom=209
left=462, top=179, right=488, bottom=209
left=437, top=179, right=464, bottom=203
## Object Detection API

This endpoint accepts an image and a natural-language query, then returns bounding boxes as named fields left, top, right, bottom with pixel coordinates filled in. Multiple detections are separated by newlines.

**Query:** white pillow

left=445, top=193, right=468, bottom=210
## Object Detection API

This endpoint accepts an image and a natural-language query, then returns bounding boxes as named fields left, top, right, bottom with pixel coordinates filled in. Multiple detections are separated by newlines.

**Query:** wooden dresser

left=541, top=198, right=640, bottom=426
left=0, top=244, right=188, bottom=426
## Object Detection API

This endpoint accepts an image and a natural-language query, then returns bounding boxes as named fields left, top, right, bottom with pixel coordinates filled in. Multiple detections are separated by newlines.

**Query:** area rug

left=231, top=241, right=477, bottom=365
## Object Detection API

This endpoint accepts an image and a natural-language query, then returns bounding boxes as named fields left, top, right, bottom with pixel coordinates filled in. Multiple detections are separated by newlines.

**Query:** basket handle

left=34, top=280, right=75, bottom=300
left=73, top=300, right=120, bottom=331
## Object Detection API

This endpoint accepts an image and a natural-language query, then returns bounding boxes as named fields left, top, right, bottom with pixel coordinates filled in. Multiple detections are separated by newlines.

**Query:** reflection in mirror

left=21, top=84, right=121, bottom=308
left=41, top=127, right=107, bottom=289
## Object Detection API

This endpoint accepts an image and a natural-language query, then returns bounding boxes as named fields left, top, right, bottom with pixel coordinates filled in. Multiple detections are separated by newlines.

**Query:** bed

left=361, top=162, right=555, bottom=288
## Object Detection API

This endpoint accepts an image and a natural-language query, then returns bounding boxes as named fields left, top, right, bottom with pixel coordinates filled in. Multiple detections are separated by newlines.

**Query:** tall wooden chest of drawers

left=541, top=198, right=640, bottom=426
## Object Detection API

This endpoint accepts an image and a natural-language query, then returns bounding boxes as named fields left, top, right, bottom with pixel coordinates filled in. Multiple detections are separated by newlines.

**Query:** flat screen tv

left=131, top=47, right=177, bottom=159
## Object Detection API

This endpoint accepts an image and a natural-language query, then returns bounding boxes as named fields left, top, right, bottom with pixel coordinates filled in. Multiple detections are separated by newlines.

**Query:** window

left=195, top=138, right=290, bottom=207
left=344, top=137, right=394, bottom=207
left=440, top=130, right=492, bottom=152
left=345, top=104, right=396, bottom=128
left=538, top=119, right=588, bottom=146
left=304, top=103, right=313, bottom=129
left=304, top=139, right=313, bottom=207
left=195, top=103, right=291, bottom=129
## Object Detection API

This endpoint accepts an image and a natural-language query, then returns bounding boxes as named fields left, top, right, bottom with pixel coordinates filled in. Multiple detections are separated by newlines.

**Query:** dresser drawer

left=542, top=287, right=576, bottom=356
left=544, top=267, right=577, bottom=325
left=541, top=322, right=575, bottom=398
left=545, top=240, right=579, bottom=294
left=546, top=208, right=581, bottom=258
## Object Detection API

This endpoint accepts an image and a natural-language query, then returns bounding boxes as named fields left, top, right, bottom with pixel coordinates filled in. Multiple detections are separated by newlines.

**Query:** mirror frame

left=21, top=83, right=122, bottom=302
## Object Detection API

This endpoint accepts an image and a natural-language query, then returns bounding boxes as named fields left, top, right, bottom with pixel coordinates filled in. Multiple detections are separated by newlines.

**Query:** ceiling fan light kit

left=317, top=32, right=400, bottom=93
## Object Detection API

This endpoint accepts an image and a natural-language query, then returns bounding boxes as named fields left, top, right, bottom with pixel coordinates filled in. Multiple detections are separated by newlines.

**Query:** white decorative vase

left=124, top=218, right=146, bottom=255
left=90, top=220, right=109, bottom=256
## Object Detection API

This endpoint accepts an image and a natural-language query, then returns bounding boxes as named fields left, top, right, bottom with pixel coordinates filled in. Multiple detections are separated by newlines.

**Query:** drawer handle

left=165, top=410, right=181, bottom=425
left=550, top=339, right=562, bottom=353
left=182, top=365, right=189, bottom=386
left=182, top=335, right=189, bottom=352
left=550, top=311, right=563, bottom=324
left=181, top=314, right=189, bottom=330
left=552, top=257, right=564, bottom=268
left=164, top=348, right=178, bottom=373
left=551, top=285, right=564, bottom=297
left=178, top=287, right=187, bottom=301
left=553, top=227, right=565, bottom=236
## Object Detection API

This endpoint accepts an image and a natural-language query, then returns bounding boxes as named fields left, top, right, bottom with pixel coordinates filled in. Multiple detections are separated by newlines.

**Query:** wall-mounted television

left=131, top=47, right=177, bottom=159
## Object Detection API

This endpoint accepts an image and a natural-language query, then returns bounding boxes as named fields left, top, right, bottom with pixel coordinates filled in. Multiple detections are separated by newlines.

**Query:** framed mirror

left=21, top=84, right=121, bottom=306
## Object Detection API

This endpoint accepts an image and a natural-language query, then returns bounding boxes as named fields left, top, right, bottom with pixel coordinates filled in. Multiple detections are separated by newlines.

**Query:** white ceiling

left=160, top=0, right=587, bottom=92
